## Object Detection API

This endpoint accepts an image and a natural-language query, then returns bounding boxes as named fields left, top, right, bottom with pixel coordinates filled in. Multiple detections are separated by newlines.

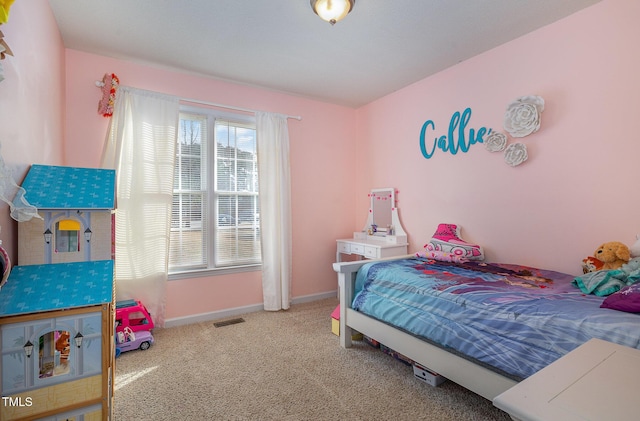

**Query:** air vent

left=213, top=318, right=245, bottom=328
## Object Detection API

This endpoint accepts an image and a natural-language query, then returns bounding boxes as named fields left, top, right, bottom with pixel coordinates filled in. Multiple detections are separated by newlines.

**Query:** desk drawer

left=364, top=246, right=379, bottom=258
left=338, top=242, right=350, bottom=253
left=350, top=244, right=365, bottom=254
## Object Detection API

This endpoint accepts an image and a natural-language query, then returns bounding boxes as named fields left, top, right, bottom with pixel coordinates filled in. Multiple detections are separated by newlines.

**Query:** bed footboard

left=332, top=256, right=517, bottom=401
left=333, top=259, right=365, bottom=348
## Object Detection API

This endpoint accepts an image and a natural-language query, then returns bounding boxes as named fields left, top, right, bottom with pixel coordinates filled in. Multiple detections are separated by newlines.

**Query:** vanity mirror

left=362, top=188, right=407, bottom=240
left=369, top=188, right=393, bottom=232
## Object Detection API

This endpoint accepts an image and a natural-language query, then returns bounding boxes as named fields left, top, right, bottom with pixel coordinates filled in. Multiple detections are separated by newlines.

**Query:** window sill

left=169, top=264, right=261, bottom=281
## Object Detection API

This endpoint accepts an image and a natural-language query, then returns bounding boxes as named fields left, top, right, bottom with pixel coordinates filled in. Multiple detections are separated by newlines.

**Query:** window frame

left=169, top=105, right=261, bottom=280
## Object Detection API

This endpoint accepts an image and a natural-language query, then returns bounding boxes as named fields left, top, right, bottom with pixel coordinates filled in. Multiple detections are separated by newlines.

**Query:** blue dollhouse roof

left=21, top=164, right=116, bottom=210
left=0, top=260, right=114, bottom=316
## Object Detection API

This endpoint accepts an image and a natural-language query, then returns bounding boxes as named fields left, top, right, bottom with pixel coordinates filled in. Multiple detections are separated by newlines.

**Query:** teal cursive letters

left=419, top=108, right=491, bottom=159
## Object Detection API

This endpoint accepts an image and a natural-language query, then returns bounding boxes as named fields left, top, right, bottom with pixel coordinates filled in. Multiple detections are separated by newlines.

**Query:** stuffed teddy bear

left=594, top=241, right=631, bottom=271
left=55, top=331, right=70, bottom=364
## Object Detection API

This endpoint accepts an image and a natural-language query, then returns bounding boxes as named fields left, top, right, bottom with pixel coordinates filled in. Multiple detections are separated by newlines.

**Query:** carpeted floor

left=114, top=298, right=511, bottom=420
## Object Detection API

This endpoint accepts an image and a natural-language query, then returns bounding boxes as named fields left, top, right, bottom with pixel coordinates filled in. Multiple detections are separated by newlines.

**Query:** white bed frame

left=333, top=256, right=518, bottom=401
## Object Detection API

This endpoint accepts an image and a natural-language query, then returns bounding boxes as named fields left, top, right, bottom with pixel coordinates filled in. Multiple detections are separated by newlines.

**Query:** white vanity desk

left=336, top=188, right=409, bottom=263
left=336, top=236, right=408, bottom=262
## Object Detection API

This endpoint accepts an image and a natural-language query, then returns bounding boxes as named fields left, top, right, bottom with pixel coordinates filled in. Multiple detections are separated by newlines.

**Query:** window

left=55, top=220, right=80, bottom=253
left=39, top=330, right=71, bottom=378
left=169, top=108, right=261, bottom=275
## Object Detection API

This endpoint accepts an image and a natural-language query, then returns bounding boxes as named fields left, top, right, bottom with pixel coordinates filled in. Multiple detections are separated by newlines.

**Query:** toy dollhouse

left=0, top=164, right=116, bottom=420
left=16, top=164, right=116, bottom=265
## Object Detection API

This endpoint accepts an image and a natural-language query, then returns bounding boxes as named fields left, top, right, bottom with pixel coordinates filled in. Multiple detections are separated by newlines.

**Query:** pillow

left=416, top=250, right=468, bottom=263
left=424, top=223, right=484, bottom=261
left=600, top=282, right=640, bottom=313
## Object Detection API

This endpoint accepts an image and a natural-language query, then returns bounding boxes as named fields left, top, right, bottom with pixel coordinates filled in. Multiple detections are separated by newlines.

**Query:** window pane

left=216, top=123, right=235, bottom=159
left=215, top=195, right=261, bottom=266
left=170, top=113, right=208, bottom=271
left=216, top=226, right=261, bottom=266
left=170, top=227, right=205, bottom=268
left=216, top=159, right=235, bottom=192
left=179, top=116, right=204, bottom=149
left=217, top=195, right=236, bottom=226
left=216, top=193, right=260, bottom=266
left=172, top=193, right=203, bottom=228
left=237, top=160, right=256, bottom=192
left=170, top=111, right=260, bottom=273
left=214, top=121, right=259, bottom=267
left=238, top=195, right=259, bottom=224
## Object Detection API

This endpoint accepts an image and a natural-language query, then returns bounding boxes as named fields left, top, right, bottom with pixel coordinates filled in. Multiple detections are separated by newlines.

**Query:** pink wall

left=6, top=0, right=636, bottom=321
left=355, top=0, right=640, bottom=274
left=0, top=3, right=65, bottom=261
left=63, top=51, right=357, bottom=320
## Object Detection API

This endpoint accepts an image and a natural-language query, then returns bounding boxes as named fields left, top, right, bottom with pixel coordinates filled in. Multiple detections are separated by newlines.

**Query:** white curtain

left=101, top=87, right=179, bottom=327
left=256, top=112, right=292, bottom=311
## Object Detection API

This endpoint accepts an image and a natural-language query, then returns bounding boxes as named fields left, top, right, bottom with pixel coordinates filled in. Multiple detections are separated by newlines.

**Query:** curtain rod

left=94, top=80, right=302, bottom=121
left=180, top=97, right=302, bottom=121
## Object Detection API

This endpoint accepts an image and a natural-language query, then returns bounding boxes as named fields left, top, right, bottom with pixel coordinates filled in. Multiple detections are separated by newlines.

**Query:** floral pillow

left=600, top=283, right=640, bottom=313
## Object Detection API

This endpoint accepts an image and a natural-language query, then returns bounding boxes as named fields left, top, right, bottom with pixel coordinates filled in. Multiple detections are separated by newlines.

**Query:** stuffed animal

left=630, top=235, right=640, bottom=259
left=581, top=256, right=604, bottom=274
left=55, top=331, right=70, bottom=364
left=594, top=241, right=631, bottom=271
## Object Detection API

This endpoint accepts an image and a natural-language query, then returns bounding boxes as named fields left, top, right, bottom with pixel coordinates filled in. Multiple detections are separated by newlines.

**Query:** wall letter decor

left=419, top=108, right=491, bottom=159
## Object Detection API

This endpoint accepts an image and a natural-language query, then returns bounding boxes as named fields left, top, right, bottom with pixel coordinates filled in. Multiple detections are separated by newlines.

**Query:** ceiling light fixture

left=310, top=0, right=355, bottom=26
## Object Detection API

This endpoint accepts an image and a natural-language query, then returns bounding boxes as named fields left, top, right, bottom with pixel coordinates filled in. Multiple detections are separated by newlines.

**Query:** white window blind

left=169, top=110, right=260, bottom=275
left=170, top=112, right=207, bottom=271
left=215, top=120, right=261, bottom=267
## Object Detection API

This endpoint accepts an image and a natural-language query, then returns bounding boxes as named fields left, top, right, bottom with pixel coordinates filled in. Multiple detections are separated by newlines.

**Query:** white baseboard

left=164, top=290, right=338, bottom=328
left=291, top=290, right=338, bottom=304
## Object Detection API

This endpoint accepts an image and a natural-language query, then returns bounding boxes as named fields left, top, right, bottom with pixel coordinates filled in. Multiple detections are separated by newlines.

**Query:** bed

left=333, top=255, right=640, bottom=401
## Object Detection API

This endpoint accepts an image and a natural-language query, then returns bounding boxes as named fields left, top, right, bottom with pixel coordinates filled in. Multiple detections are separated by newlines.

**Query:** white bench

left=493, top=338, right=640, bottom=420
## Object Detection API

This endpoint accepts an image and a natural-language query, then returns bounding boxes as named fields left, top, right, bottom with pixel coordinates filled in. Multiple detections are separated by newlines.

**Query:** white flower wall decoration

left=503, top=143, right=528, bottom=167
left=484, top=131, right=508, bottom=152
left=503, top=95, right=544, bottom=138
left=482, top=94, right=544, bottom=167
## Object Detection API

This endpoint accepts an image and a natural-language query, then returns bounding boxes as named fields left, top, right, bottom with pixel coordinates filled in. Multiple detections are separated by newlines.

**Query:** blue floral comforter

left=352, top=258, right=640, bottom=380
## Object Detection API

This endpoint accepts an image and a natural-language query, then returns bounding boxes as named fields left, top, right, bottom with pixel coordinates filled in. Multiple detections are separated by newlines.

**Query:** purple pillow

left=600, top=283, right=640, bottom=313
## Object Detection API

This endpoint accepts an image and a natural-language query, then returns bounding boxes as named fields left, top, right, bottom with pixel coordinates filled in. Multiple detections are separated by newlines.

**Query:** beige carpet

left=114, top=298, right=511, bottom=420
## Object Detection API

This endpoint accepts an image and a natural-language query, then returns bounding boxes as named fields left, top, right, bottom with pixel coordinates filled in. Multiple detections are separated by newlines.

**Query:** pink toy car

left=115, top=299, right=155, bottom=334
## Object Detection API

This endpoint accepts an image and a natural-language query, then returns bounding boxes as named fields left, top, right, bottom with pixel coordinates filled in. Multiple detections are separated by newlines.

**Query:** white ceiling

left=49, top=0, right=601, bottom=108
